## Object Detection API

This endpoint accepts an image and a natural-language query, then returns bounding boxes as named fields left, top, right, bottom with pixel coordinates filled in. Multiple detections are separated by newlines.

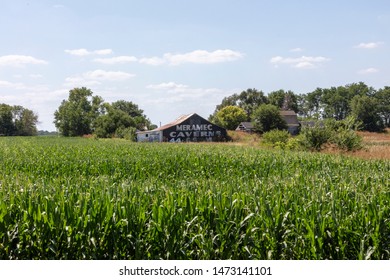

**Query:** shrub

left=330, top=127, right=363, bottom=151
left=299, top=124, right=332, bottom=151
left=262, top=129, right=290, bottom=146
left=285, top=137, right=305, bottom=151
left=115, top=127, right=137, bottom=141
left=299, top=117, right=364, bottom=152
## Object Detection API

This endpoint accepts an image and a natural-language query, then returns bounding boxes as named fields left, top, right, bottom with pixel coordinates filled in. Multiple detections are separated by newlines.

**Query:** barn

left=137, top=113, right=227, bottom=142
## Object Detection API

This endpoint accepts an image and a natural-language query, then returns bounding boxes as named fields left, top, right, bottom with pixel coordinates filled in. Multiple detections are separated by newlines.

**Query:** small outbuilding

left=137, top=113, right=227, bottom=142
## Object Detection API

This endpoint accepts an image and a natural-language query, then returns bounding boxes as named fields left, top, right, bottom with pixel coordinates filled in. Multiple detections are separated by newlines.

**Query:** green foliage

left=299, top=117, right=364, bottom=151
left=330, top=128, right=363, bottom=151
left=350, top=95, right=385, bottom=132
left=299, top=123, right=333, bottom=151
left=327, top=116, right=363, bottom=151
left=214, top=105, right=247, bottom=130
left=262, top=130, right=303, bottom=151
left=0, top=137, right=389, bottom=260
left=0, top=103, right=38, bottom=136
left=252, top=104, right=287, bottom=133
left=210, top=82, right=389, bottom=132
left=115, top=127, right=137, bottom=141
left=268, top=90, right=298, bottom=112
left=0, top=103, right=15, bottom=135
left=94, top=106, right=135, bottom=138
left=209, top=88, right=267, bottom=122
left=262, top=129, right=290, bottom=146
left=54, top=87, right=99, bottom=136
left=285, top=137, right=304, bottom=151
left=374, top=86, right=390, bottom=127
left=54, top=88, right=149, bottom=137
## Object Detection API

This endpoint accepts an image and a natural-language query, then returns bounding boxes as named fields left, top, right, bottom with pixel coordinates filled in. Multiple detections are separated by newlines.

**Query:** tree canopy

left=54, top=87, right=151, bottom=138
left=251, top=104, right=287, bottom=133
left=210, top=82, right=389, bottom=133
left=0, top=104, right=38, bottom=136
left=214, top=105, right=247, bottom=130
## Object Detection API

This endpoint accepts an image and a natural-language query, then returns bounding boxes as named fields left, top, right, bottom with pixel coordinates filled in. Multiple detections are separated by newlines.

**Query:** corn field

left=0, top=137, right=389, bottom=259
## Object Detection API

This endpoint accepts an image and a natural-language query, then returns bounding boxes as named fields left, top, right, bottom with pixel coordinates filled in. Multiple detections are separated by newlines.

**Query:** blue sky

left=1, top=0, right=389, bottom=131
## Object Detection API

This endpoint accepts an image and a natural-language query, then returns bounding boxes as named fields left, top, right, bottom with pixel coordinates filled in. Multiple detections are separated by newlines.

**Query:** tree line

left=1, top=82, right=389, bottom=137
left=209, top=82, right=390, bottom=132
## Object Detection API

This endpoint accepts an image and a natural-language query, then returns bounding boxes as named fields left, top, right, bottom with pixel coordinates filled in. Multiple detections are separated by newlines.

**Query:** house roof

left=280, top=110, right=297, bottom=116
left=280, top=110, right=300, bottom=125
left=151, top=113, right=196, bottom=131
left=236, top=122, right=254, bottom=129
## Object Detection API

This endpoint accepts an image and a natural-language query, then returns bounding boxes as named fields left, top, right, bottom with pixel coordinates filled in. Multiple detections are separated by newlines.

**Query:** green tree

left=0, top=104, right=16, bottom=135
left=111, top=100, right=151, bottom=130
left=251, top=104, right=287, bottom=133
left=304, top=88, right=324, bottom=119
left=237, top=88, right=268, bottom=118
left=350, top=95, right=384, bottom=132
left=268, top=90, right=298, bottom=112
left=94, top=105, right=135, bottom=138
left=321, top=86, right=350, bottom=120
left=0, top=104, right=38, bottom=136
left=12, top=105, right=38, bottom=136
left=321, top=82, right=373, bottom=121
left=374, top=86, right=390, bottom=127
left=209, top=88, right=267, bottom=123
left=296, top=93, right=310, bottom=118
left=93, top=100, right=151, bottom=138
left=54, top=87, right=104, bottom=136
left=214, top=105, right=247, bottom=130
left=209, top=94, right=240, bottom=123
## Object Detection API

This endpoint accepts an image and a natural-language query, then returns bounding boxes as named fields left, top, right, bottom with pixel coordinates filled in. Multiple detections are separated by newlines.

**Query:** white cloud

left=0, top=80, right=25, bottom=89
left=30, top=74, right=43, bottom=79
left=0, top=55, right=48, bottom=67
left=64, top=69, right=135, bottom=87
left=270, top=55, right=330, bottom=69
left=0, top=80, right=50, bottom=92
left=163, top=49, right=244, bottom=65
left=358, top=67, right=379, bottom=74
left=64, top=76, right=101, bottom=87
left=290, top=47, right=304, bottom=52
left=93, top=56, right=137, bottom=64
left=66, top=48, right=243, bottom=65
left=93, top=49, right=113, bottom=55
left=139, top=57, right=166, bottom=66
left=65, top=48, right=90, bottom=56
left=64, top=48, right=113, bottom=56
left=146, top=81, right=224, bottom=103
left=84, top=70, right=135, bottom=81
left=354, top=42, right=384, bottom=49
left=147, top=82, right=189, bottom=91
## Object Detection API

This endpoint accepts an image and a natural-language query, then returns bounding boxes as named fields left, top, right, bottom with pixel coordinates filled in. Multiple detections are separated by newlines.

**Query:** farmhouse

left=280, top=110, right=300, bottom=135
left=137, top=113, right=227, bottom=142
left=235, top=110, right=300, bottom=135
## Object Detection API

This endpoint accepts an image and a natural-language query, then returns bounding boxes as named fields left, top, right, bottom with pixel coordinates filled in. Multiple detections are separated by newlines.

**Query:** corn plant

left=0, top=137, right=389, bottom=259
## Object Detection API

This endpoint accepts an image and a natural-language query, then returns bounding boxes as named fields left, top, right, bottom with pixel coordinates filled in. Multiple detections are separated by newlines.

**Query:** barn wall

left=162, top=115, right=227, bottom=142
left=136, top=131, right=162, bottom=142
